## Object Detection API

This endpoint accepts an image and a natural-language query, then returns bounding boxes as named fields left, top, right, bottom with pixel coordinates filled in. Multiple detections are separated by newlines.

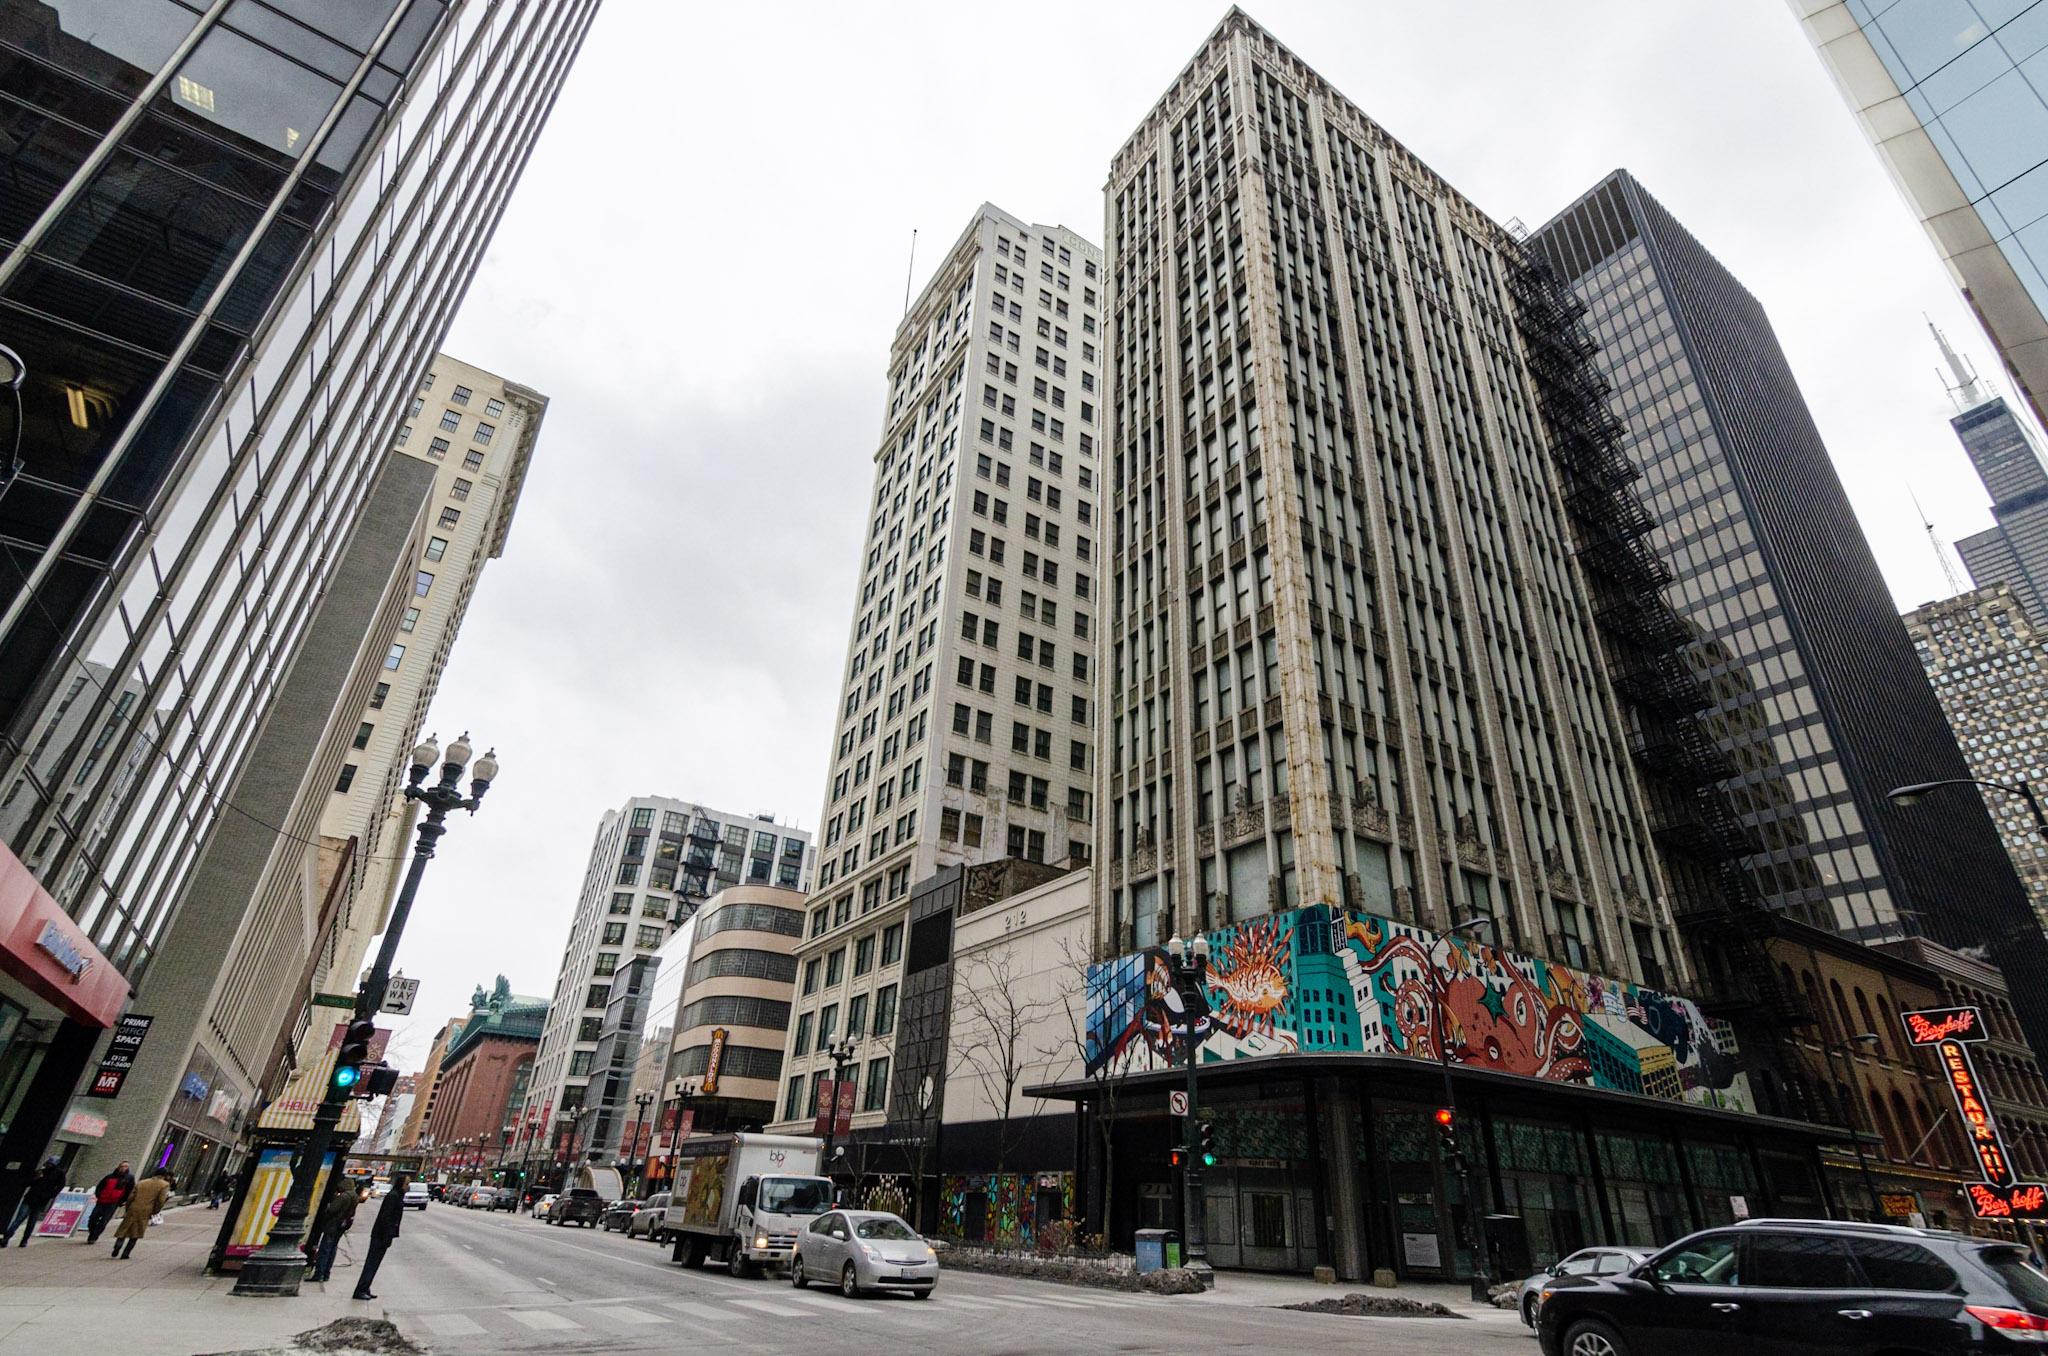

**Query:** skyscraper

left=1098, top=17, right=1684, bottom=989
left=771, top=206, right=1103, bottom=1137
left=1531, top=169, right=2048, bottom=1056
left=1905, top=583, right=2048, bottom=928
left=1931, top=326, right=2048, bottom=627
left=0, top=0, right=597, bottom=1205
left=528, top=797, right=810, bottom=1174
left=1794, top=0, right=2048, bottom=431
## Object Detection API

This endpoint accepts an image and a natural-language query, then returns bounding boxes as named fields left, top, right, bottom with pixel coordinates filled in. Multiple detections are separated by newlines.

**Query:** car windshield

left=854, top=1216, right=917, bottom=1241
left=759, top=1177, right=832, bottom=1215
left=1980, top=1246, right=2048, bottom=1311
left=1651, top=1237, right=1739, bottom=1285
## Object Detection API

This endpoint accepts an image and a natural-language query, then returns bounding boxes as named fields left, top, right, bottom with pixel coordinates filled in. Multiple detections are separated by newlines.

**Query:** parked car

left=427, top=1183, right=449, bottom=1202
left=550, top=1187, right=605, bottom=1228
left=1538, top=1217, right=2048, bottom=1356
left=403, top=1182, right=430, bottom=1211
left=602, top=1198, right=644, bottom=1233
left=629, top=1193, right=672, bottom=1242
left=790, top=1210, right=937, bottom=1298
left=532, top=1194, right=557, bottom=1221
left=463, top=1185, right=494, bottom=1208
left=1518, top=1246, right=1650, bottom=1325
left=488, top=1187, right=517, bottom=1212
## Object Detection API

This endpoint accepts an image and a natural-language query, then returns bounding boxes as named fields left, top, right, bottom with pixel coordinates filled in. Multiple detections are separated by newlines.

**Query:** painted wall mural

left=1085, top=904, right=1751, bottom=1113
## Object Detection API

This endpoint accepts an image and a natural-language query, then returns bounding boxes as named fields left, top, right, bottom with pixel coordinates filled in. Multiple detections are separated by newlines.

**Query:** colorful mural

left=941, top=1171, right=1077, bottom=1249
left=1085, top=904, right=1750, bottom=1112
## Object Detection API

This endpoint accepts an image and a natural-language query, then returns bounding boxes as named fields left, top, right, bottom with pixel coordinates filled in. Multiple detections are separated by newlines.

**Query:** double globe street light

left=235, top=732, right=498, bottom=1297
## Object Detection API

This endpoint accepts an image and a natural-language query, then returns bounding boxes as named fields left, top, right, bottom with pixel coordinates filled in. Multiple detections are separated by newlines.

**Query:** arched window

left=1830, top=979, right=1854, bottom=1045
left=1854, top=988, right=1880, bottom=1050
left=1890, top=1090, right=1918, bottom=1163
left=1912, top=1096, right=1942, bottom=1166
left=1868, top=1089, right=1901, bottom=1163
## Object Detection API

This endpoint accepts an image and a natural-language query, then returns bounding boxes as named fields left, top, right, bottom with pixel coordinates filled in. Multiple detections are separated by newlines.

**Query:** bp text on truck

left=664, top=1133, right=832, bottom=1276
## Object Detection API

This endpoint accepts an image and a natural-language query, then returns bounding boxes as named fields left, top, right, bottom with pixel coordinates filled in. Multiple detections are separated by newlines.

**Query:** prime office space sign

left=1902, top=1006, right=2048, bottom=1219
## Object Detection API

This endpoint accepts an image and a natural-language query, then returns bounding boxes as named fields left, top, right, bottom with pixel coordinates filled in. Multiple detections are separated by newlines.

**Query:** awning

left=0, top=842, right=128, bottom=1026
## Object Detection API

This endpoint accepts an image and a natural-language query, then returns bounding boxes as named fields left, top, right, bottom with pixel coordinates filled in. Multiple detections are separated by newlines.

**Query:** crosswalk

left=409, top=1283, right=1171, bottom=1342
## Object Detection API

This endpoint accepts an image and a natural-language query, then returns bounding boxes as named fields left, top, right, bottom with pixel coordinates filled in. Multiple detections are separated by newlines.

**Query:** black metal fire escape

left=1506, top=245, right=1820, bottom=1121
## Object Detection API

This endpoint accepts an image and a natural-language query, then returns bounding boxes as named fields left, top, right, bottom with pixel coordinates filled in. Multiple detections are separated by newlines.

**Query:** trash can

left=1134, top=1228, right=1179, bottom=1273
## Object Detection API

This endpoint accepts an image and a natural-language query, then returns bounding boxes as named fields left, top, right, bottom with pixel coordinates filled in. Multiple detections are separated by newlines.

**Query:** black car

left=601, top=1199, right=643, bottom=1233
left=489, top=1187, right=518, bottom=1212
left=549, top=1187, right=605, bottom=1228
left=1538, top=1218, right=2048, bottom=1355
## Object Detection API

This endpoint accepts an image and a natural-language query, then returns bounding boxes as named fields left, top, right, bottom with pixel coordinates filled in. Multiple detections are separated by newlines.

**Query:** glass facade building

left=1532, top=170, right=2048, bottom=1058
left=1798, top=0, right=2048, bottom=431
left=0, top=0, right=598, bottom=1208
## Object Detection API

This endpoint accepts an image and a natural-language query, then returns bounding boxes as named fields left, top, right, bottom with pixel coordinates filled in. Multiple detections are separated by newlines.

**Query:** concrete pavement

left=0, top=1201, right=1535, bottom=1354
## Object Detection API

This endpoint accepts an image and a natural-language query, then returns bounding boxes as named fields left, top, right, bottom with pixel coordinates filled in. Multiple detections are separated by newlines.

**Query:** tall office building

left=1098, top=16, right=1684, bottom=987
left=661, top=885, right=806, bottom=1137
left=1795, top=0, right=2048, bottom=431
left=1931, top=326, right=2048, bottom=627
left=529, top=797, right=810, bottom=1163
left=0, top=0, right=597, bottom=1205
left=1905, top=583, right=2048, bottom=927
left=318, top=352, right=546, bottom=992
left=771, top=205, right=1103, bottom=1139
left=1531, top=170, right=2048, bottom=1057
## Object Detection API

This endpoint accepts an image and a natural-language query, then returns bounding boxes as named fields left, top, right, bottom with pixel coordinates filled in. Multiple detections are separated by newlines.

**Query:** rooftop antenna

left=902, top=228, right=918, bottom=316
left=1910, top=485, right=1967, bottom=596
left=1930, top=317, right=1995, bottom=412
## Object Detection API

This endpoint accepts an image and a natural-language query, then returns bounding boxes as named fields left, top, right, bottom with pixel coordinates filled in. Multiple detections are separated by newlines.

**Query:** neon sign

left=1905, top=1008, right=2048, bottom=1218
left=1902, top=1006, right=1984, bottom=1046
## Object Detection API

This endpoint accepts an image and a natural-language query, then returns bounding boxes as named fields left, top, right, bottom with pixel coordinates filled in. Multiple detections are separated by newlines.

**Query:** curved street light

left=1888, top=778, right=2048, bottom=836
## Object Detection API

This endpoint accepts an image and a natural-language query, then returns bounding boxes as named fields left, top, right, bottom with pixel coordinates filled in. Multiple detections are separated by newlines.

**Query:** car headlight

left=924, top=1245, right=936, bottom=1257
left=754, top=1235, right=768, bottom=1249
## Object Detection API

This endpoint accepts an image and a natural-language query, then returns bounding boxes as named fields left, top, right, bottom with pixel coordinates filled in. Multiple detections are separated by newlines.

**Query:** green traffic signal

left=333, top=1064, right=361, bottom=1090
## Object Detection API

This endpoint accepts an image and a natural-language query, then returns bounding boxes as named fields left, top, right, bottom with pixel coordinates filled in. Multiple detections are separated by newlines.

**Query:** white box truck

left=664, top=1132, right=832, bottom=1276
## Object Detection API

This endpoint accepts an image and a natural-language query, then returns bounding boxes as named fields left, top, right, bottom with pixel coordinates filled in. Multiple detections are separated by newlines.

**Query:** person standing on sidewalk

left=352, top=1173, right=407, bottom=1300
left=110, top=1171, right=172, bottom=1259
left=309, top=1184, right=362, bottom=1283
left=85, top=1161, right=134, bottom=1245
left=4, top=1160, right=65, bottom=1246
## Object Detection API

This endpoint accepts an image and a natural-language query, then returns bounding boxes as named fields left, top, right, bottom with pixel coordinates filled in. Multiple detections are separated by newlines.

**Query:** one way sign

left=382, top=975, right=419, bottom=1015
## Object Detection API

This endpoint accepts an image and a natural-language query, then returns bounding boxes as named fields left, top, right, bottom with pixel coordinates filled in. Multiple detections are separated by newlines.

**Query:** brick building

left=422, top=982, right=546, bottom=1182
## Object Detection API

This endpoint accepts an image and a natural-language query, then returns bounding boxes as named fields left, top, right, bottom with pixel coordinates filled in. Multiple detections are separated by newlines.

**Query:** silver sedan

left=790, top=1210, right=938, bottom=1298
left=1518, top=1245, right=1650, bottom=1324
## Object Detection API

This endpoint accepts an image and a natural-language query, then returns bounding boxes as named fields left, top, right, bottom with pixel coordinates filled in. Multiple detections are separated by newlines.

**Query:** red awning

left=0, top=843, right=128, bottom=1027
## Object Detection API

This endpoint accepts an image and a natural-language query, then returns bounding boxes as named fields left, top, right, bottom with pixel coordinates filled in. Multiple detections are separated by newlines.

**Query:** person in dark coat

left=4, top=1160, right=65, bottom=1246
left=310, top=1184, right=362, bottom=1283
left=353, top=1173, right=407, bottom=1300
left=85, top=1161, right=134, bottom=1244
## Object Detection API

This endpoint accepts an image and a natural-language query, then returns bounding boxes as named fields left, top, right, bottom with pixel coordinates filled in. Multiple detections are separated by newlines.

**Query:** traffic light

left=363, top=1064, right=401, bottom=1097
left=1197, top=1121, right=1217, bottom=1167
left=1169, top=1146, right=1187, bottom=1169
left=333, top=1017, right=376, bottom=1093
left=1434, top=1106, right=1458, bottom=1153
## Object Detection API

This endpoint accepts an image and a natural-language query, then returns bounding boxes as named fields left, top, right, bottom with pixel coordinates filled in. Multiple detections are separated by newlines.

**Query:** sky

left=374, top=0, right=2011, bottom=1070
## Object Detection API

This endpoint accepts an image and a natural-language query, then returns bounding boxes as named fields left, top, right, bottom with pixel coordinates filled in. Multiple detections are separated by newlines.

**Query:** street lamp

left=235, top=733, right=498, bottom=1296
left=629, top=1090, right=654, bottom=1191
left=1825, top=1032, right=1886, bottom=1221
left=822, top=1035, right=860, bottom=1193
left=1165, top=932, right=1214, bottom=1284
left=1888, top=778, right=2048, bottom=836
left=1432, top=916, right=1495, bottom=1302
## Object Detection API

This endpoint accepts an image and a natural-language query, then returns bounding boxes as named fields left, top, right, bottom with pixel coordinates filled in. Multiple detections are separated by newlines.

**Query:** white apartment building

left=531, top=796, right=812, bottom=1154
left=319, top=353, right=546, bottom=992
left=772, top=205, right=1104, bottom=1137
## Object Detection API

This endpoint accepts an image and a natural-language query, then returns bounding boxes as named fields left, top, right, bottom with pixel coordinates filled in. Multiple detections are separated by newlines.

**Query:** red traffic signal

left=1434, top=1107, right=1456, bottom=1132
left=1170, top=1147, right=1187, bottom=1168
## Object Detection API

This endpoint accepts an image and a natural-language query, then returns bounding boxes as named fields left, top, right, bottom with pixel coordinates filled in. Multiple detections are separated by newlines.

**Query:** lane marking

left=725, top=1297, right=817, bottom=1318
left=509, top=1310, right=580, bottom=1330
left=600, top=1305, right=667, bottom=1325
left=418, top=1313, right=484, bottom=1336
left=489, top=1256, right=505, bottom=1264
left=535, top=1276, right=557, bottom=1286
left=663, top=1300, right=731, bottom=1323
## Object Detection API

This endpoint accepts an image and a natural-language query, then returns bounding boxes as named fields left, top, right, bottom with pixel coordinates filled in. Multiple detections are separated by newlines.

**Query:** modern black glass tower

left=0, top=0, right=597, bottom=1209
left=1532, top=170, right=2048, bottom=1059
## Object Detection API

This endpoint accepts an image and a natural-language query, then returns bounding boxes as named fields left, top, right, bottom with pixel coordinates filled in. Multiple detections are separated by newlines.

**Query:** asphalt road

left=345, top=1203, right=1539, bottom=1354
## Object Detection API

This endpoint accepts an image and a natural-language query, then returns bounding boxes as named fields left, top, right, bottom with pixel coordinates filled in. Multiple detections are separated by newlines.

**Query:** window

left=352, top=722, right=373, bottom=750
left=1846, top=1239, right=1956, bottom=1291
left=474, top=422, right=495, bottom=444
left=463, top=449, right=484, bottom=471
left=383, top=644, right=405, bottom=670
left=414, top=570, right=434, bottom=596
left=881, top=923, right=903, bottom=966
left=826, top=948, right=845, bottom=986
left=450, top=477, right=472, bottom=502
left=803, top=957, right=821, bottom=995
left=578, top=1016, right=602, bottom=1042
left=818, top=1003, right=838, bottom=1044
left=1649, top=1236, right=1738, bottom=1286
left=847, top=992, right=868, bottom=1037
left=854, top=934, right=875, bottom=976
left=863, top=1056, right=890, bottom=1112
left=603, top=922, right=626, bottom=945
left=485, top=398, right=505, bottom=417
left=794, top=1011, right=813, bottom=1056
left=638, top=924, right=665, bottom=948
left=428, top=436, right=449, bottom=459
left=609, top=892, right=633, bottom=915
left=873, top=985, right=897, bottom=1036
left=438, top=507, right=460, bottom=528
left=1744, top=1233, right=1859, bottom=1289
left=451, top=384, right=472, bottom=406
left=593, top=952, right=619, bottom=977
left=399, top=607, right=420, bottom=632
left=785, top=1077, right=805, bottom=1122
left=586, top=984, right=609, bottom=1008
left=369, top=682, right=389, bottom=710
left=334, top=764, right=357, bottom=793
left=425, top=537, right=448, bottom=561
left=439, top=409, right=460, bottom=431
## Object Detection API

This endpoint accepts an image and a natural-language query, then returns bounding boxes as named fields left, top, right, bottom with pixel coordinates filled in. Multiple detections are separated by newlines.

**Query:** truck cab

left=729, top=1173, right=833, bottom=1275
left=665, top=1132, right=831, bottom=1276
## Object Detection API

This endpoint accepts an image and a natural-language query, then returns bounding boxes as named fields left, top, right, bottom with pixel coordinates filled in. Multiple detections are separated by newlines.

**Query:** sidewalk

left=0, top=1206, right=365, bottom=1356
left=1172, top=1267, right=1518, bottom=1322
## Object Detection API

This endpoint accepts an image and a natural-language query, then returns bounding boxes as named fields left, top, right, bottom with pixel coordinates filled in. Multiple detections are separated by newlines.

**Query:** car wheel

left=791, top=1255, right=808, bottom=1288
left=1522, top=1294, right=1538, bottom=1327
left=840, top=1262, right=862, bottom=1299
left=1563, top=1319, right=1630, bottom=1356
left=912, top=1289, right=930, bottom=1300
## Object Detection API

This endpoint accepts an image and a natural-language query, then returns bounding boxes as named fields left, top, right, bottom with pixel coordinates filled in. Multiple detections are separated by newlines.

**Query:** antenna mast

left=1911, top=487, right=1967, bottom=596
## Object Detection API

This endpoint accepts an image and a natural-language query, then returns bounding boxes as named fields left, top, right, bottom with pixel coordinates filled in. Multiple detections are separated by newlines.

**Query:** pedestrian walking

left=353, top=1172, right=407, bottom=1301
left=309, top=1184, right=362, bottom=1283
left=110, top=1171, right=172, bottom=1259
left=85, top=1161, right=134, bottom=1244
left=3, top=1159, right=65, bottom=1246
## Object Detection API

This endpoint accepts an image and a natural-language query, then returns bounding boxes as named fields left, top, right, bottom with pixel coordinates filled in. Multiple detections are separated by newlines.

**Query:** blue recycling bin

left=1134, top=1228, right=1178, bottom=1273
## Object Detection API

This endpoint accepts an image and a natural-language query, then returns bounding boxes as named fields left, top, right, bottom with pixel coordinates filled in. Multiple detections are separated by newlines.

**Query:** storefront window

left=0, top=999, right=45, bottom=1141
left=1686, top=1141, right=1759, bottom=1228
left=1597, top=1129, right=1693, bottom=1247
left=1492, top=1117, right=1596, bottom=1272
left=1373, top=1102, right=1462, bottom=1278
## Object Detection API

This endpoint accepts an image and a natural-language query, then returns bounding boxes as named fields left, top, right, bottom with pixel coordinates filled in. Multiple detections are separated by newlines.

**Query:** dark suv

left=1538, top=1218, right=2048, bottom=1355
left=548, top=1187, right=605, bottom=1228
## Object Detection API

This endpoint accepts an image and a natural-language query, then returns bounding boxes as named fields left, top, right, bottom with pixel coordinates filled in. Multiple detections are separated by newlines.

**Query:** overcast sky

left=373, top=0, right=2011, bottom=1069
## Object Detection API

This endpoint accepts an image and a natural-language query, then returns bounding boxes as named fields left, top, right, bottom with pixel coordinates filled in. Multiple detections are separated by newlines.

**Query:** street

left=351, top=1205, right=1534, bottom=1355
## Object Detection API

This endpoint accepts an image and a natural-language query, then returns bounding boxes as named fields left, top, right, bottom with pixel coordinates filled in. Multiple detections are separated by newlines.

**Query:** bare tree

left=1054, top=935, right=1142, bottom=1250
left=949, top=942, right=1063, bottom=1182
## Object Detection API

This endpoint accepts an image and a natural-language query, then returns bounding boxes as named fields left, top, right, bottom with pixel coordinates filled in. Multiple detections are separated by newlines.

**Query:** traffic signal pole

left=233, top=736, right=493, bottom=1296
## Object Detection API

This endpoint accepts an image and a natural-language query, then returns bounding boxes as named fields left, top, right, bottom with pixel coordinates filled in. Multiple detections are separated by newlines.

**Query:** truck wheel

left=731, top=1244, right=754, bottom=1279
